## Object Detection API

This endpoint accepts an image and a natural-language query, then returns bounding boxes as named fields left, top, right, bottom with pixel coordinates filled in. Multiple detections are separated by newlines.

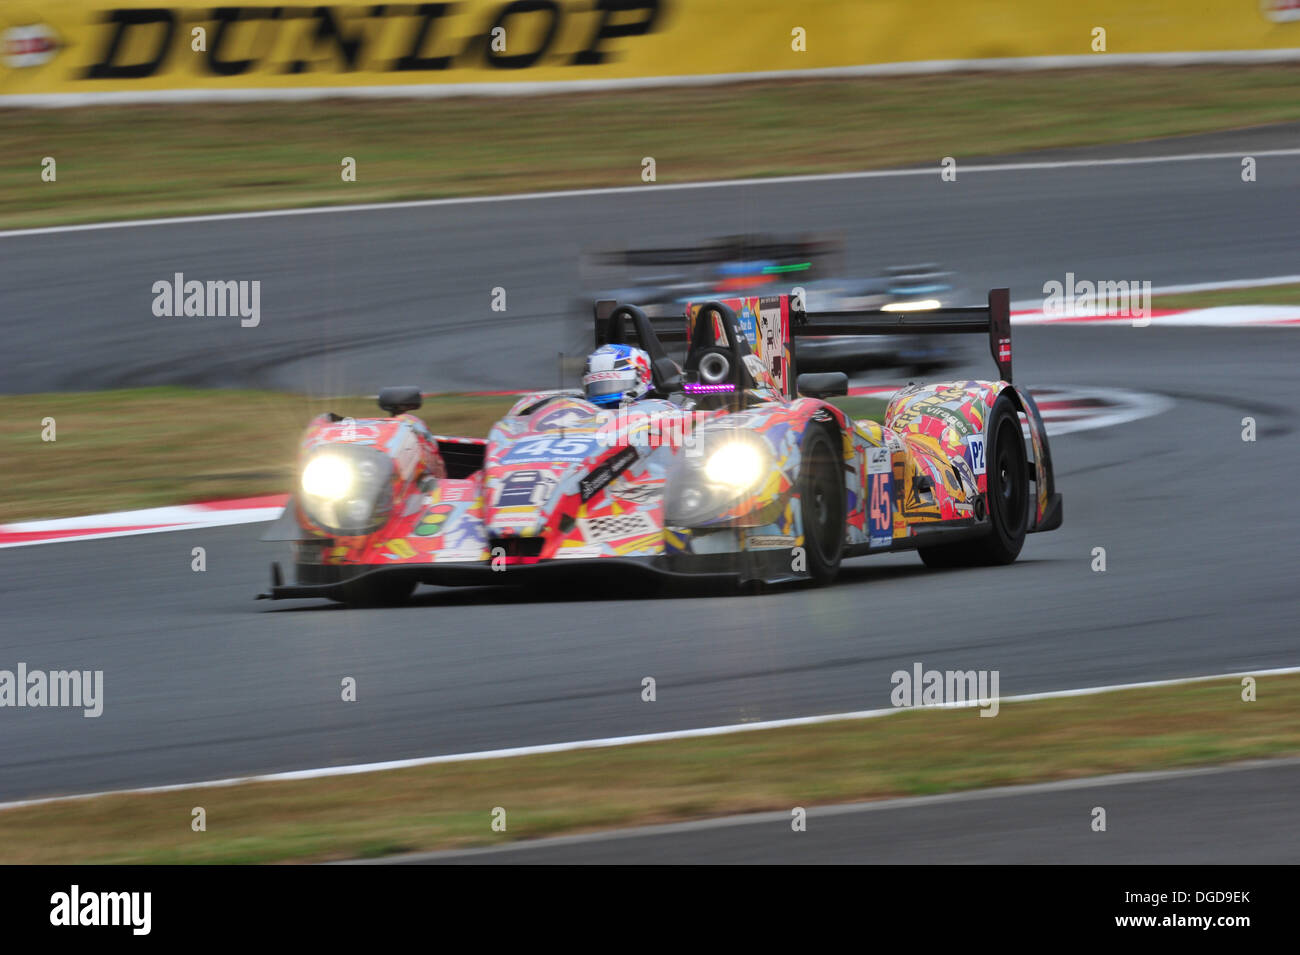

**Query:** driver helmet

left=582, top=344, right=654, bottom=407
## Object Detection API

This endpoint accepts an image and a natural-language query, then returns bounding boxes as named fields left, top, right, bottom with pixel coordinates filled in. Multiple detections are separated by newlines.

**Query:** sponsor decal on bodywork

left=579, top=510, right=658, bottom=543
left=966, top=432, right=986, bottom=475
left=495, top=469, right=558, bottom=507
left=579, top=445, right=639, bottom=502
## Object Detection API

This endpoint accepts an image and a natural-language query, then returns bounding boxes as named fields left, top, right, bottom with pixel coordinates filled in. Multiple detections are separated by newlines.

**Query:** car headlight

left=298, top=445, right=394, bottom=536
left=703, top=440, right=766, bottom=491
left=666, top=431, right=774, bottom=525
left=301, top=455, right=355, bottom=500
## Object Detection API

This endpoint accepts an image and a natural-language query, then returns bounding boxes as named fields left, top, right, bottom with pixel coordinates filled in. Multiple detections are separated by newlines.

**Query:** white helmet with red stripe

left=582, top=344, right=653, bottom=407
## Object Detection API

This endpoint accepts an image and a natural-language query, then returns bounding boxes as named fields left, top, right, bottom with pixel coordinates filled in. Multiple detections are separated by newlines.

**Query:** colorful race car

left=259, top=289, right=1061, bottom=605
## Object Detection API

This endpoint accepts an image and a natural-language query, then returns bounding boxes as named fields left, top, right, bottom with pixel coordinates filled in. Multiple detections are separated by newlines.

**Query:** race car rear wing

left=790, top=287, right=1013, bottom=382
left=588, top=234, right=839, bottom=270
left=595, top=299, right=690, bottom=346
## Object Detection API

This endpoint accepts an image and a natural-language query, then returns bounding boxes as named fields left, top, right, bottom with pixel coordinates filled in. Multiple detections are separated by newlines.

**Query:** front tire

left=918, top=395, right=1029, bottom=568
left=799, top=426, right=846, bottom=585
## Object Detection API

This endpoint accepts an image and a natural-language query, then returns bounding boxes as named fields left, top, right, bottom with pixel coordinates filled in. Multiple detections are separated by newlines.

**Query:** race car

left=259, top=288, right=1061, bottom=605
left=575, top=234, right=960, bottom=374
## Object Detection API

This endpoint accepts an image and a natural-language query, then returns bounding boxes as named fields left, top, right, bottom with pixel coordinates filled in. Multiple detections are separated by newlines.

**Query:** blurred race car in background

left=576, top=233, right=961, bottom=374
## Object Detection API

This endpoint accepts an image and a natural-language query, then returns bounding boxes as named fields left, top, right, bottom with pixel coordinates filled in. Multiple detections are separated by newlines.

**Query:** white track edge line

left=2, top=664, right=1295, bottom=813
left=0, top=515, right=280, bottom=549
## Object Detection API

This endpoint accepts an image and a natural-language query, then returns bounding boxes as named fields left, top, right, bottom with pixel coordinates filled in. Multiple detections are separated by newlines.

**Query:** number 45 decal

left=870, top=474, right=890, bottom=524
left=866, top=448, right=893, bottom=547
left=503, top=436, right=596, bottom=461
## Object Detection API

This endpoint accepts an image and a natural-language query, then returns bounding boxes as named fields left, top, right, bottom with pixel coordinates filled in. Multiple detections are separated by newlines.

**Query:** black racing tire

left=918, top=395, right=1029, bottom=568
left=338, top=575, right=416, bottom=607
left=799, top=426, right=846, bottom=585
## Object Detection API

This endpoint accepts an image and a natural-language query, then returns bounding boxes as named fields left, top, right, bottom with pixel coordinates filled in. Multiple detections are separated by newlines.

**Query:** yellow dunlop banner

left=2, top=1, right=1298, bottom=101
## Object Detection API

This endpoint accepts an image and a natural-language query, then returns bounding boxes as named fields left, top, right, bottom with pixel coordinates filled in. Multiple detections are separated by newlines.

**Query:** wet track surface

left=0, top=130, right=1297, bottom=813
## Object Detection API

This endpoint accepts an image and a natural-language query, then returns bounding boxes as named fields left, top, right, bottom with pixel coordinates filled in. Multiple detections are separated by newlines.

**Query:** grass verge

left=3, top=66, right=1300, bottom=230
left=0, top=673, right=1294, bottom=863
left=0, top=387, right=889, bottom=522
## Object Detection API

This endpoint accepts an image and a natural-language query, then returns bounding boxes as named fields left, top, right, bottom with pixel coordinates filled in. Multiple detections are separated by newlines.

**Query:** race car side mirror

left=378, top=386, right=423, bottom=415
left=796, top=372, right=848, bottom=398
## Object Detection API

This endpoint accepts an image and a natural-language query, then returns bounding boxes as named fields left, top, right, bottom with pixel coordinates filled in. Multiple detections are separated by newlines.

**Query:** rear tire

left=799, top=427, right=846, bottom=585
left=918, top=395, right=1029, bottom=568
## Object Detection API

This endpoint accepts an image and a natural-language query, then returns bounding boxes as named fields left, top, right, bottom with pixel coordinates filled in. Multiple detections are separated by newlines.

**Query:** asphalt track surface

left=2, top=123, right=1300, bottom=396
left=383, top=760, right=1300, bottom=864
left=0, top=129, right=1297, bottom=839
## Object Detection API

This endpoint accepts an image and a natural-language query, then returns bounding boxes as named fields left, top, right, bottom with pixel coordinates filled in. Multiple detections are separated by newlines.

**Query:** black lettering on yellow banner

left=84, top=8, right=177, bottom=79
left=571, top=0, right=660, bottom=66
